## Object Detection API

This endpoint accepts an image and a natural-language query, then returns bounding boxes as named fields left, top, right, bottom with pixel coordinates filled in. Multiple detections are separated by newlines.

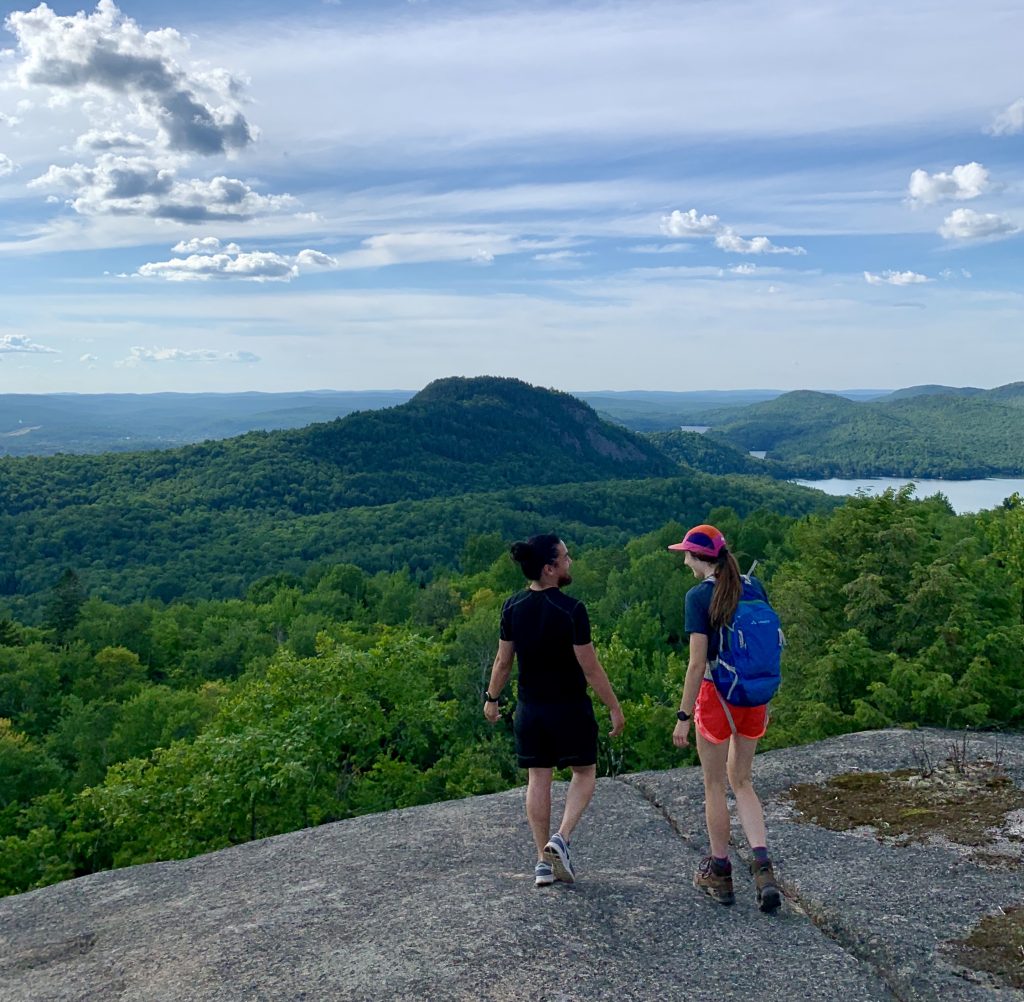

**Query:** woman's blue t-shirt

left=684, top=576, right=769, bottom=661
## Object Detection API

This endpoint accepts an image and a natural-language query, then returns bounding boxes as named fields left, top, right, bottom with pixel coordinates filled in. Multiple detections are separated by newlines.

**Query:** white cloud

left=336, top=231, right=523, bottom=269
left=172, top=237, right=238, bottom=254
left=72, top=129, right=149, bottom=153
left=661, top=209, right=720, bottom=236
left=295, top=248, right=337, bottom=268
left=137, top=250, right=297, bottom=282
left=907, top=162, right=990, bottom=203
left=6, top=1, right=254, bottom=156
left=0, top=153, right=17, bottom=176
left=714, top=229, right=806, bottom=255
left=662, top=207, right=805, bottom=255
left=0, top=333, right=59, bottom=353
left=28, top=156, right=295, bottom=220
left=939, top=207, right=1019, bottom=242
left=136, top=242, right=338, bottom=281
left=119, top=347, right=260, bottom=365
left=532, top=249, right=587, bottom=269
left=987, top=98, right=1024, bottom=136
left=79, top=353, right=98, bottom=363
left=628, top=243, right=694, bottom=254
left=534, top=250, right=584, bottom=261
left=864, top=270, right=930, bottom=286
left=229, top=2, right=1024, bottom=160
left=731, top=263, right=758, bottom=275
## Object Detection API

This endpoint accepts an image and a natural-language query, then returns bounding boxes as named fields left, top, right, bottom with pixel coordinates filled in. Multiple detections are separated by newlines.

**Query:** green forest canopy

left=0, top=376, right=828, bottom=614
left=2, top=375, right=1022, bottom=899
left=2, top=487, right=1022, bottom=899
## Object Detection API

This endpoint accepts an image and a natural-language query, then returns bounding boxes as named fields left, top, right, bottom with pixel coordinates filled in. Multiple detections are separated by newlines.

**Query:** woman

left=669, top=523, right=781, bottom=912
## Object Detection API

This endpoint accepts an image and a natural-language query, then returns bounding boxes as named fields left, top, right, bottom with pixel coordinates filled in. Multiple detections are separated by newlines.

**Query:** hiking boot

left=693, top=856, right=734, bottom=905
left=534, top=861, right=554, bottom=887
left=750, top=859, right=781, bottom=913
left=543, top=833, right=575, bottom=883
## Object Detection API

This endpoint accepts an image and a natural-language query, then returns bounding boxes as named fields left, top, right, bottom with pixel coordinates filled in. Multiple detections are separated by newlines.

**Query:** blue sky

left=1, top=0, right=1022, bottom=393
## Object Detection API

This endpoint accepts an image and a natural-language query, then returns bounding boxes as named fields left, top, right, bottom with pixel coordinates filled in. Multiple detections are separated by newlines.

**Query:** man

left=484, top=533, right=625, bottom=887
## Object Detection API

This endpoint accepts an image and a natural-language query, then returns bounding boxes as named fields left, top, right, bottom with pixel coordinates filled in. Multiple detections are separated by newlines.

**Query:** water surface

left=792, top=478, right=1024, bottom=514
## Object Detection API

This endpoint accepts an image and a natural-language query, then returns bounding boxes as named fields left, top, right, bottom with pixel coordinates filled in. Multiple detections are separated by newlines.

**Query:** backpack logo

left=710, top=579, right=784, bottom=707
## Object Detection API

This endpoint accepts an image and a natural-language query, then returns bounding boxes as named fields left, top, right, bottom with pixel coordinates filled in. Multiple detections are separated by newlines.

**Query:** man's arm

left=483, top=639, right=515, bottom=723
left=574, top=642, right=625, bottom=737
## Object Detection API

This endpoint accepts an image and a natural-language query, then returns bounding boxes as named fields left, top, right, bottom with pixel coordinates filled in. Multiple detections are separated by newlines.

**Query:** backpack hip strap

left=713, top=685, right=739, bottom=736
left=704, top=659, right=739, bottom=735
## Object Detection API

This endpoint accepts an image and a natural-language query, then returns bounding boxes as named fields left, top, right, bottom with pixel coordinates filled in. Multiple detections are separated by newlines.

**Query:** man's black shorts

left=514, top=698, right=598, bottom=769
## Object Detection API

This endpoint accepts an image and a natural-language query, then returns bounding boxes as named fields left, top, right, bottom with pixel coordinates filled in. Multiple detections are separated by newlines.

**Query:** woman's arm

left=672, top=632, right=708, bottom=748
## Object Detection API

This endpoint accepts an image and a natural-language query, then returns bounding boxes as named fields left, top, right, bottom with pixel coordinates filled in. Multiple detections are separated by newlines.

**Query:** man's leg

left=526, top=767, right=553, bottom=859
left=555, top=764, right=596, bottom=841
left=541, top=764, right=595, bottom=883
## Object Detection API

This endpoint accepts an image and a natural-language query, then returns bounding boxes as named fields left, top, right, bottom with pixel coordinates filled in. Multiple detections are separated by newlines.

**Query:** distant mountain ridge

left=1, top=377, right=678, bottom=519
left=879, top=384, right=986, bottom=401
left=578, top=388, right=890, bottom=431
left=2, top=386, right=897, bottom=456
left=1, top=376, right=837, bottom=612
left=7, top=383, right=1006, bottom=460
left=706, top=383, right=1024, bottom=478
left=0, top=390, right=415, bottom=457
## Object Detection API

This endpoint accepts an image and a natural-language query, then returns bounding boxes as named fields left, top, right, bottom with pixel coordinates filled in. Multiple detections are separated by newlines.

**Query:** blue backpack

left=709, top=574, right=784, bottom=708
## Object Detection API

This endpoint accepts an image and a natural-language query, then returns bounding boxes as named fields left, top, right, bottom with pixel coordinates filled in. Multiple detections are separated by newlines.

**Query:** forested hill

left=645, top=428, right=783, bottom=477
left=707, top=384, right=1024, bottom=478
left=0, top=376, right=677, bottom=520
left=1, top=376, right=835, bottom=614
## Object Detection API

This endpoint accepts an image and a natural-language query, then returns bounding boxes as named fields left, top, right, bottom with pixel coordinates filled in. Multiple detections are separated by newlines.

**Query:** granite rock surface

left=1, top=728, right=1022, bottom=1002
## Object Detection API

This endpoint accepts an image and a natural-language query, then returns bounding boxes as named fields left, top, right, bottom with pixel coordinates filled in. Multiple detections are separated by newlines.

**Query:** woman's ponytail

left=708, top=548, right=742, bottom=630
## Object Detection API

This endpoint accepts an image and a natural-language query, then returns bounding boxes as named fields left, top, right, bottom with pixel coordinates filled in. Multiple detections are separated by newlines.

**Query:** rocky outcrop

left=1, top=728, right=1022, bottom=1002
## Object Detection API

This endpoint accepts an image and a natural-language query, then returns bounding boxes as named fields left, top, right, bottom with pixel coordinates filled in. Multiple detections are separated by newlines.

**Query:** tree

left=45, top=569, right=86, bottom=645
left=0, top=719, right=63, bottom=810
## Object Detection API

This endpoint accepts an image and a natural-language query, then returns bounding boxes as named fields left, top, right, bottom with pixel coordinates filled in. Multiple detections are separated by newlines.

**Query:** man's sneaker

left=750, top=859, right=782, bottom=913
left=543, top=833, right=575, bottom=883
left=534, top=861, right=555, bottom=887
left=693, top=856, right=734, bottom=905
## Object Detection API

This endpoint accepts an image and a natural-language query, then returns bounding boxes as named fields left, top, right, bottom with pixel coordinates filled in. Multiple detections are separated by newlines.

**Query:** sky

left=1, top=0, right=1022, bottom=394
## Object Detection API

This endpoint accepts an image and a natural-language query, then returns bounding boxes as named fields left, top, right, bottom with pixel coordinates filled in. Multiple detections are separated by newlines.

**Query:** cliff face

left=1, top=728, right=1022, bottom=1002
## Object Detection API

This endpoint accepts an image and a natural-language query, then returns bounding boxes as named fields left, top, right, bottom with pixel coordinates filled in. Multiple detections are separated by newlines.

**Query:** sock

left=711, top=855, right=731, bottom=874
left=752, top=846, right=770, bottom=865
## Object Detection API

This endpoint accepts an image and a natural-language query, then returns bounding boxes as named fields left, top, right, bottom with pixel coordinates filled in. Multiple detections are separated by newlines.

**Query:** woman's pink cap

left=667, top=524, right=726, bottom=558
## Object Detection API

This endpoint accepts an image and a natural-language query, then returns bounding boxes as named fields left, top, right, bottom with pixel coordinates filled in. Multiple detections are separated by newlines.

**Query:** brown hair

left=707, top=548, right=743, bottom=630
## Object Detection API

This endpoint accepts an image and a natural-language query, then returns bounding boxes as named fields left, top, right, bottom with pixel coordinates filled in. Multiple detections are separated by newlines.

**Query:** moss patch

left=784, top=760, right=1024, bottom=847
left=949, top=907, right=1024, bottom=990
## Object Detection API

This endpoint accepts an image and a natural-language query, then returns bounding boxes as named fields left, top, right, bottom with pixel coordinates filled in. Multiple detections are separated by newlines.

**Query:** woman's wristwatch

left=676, top=709, right=691, bottom=721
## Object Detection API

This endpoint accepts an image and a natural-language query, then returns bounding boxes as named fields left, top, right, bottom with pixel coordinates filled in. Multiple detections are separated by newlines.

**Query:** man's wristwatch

left=676, top=709, right=691, bottom=722
left=484, top=691, right=500, bottom=703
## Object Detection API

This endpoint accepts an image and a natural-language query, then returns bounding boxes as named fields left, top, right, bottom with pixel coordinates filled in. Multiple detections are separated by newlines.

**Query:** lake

left=792, top=478, right=1024, bottom=514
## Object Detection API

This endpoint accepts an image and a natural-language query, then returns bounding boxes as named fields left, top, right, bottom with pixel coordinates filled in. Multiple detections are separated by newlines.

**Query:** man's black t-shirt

left=499, top=587, right=591, bottom=704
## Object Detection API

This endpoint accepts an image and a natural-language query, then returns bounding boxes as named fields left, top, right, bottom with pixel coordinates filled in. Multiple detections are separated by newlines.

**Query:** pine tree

left=45, top=569, right=86, bottom=645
